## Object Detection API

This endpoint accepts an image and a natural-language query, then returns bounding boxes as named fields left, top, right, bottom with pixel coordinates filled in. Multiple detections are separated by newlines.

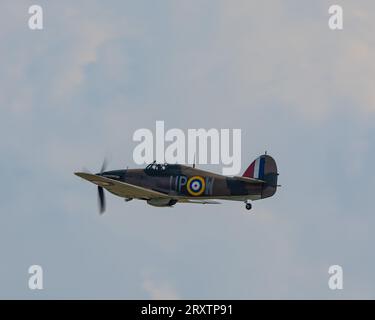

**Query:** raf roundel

left=187, top=176, right=206, bottom=196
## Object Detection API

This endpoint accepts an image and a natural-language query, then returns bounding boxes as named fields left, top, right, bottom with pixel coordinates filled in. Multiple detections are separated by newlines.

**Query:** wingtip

left=74, top=172, right=88, bottom=179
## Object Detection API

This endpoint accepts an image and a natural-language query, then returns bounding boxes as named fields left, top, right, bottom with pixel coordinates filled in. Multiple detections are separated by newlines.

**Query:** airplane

left=74, top=154, right=279, bottom=213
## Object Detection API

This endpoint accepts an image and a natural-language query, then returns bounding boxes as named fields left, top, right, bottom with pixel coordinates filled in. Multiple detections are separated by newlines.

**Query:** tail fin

left=243, top=155, right=266, bottom=180
left=243, top=154, right=278, bottom=198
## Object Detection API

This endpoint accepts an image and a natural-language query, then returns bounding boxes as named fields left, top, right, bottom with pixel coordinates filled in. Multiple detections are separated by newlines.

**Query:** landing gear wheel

left=246, top=203, right=252, bottom=210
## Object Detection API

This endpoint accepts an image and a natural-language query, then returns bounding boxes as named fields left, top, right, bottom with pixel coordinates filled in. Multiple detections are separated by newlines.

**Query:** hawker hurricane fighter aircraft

left=75, top=154, right=279, bottom=213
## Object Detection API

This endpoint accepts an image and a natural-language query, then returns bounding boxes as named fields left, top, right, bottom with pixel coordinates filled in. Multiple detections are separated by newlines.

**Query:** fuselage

left=99, top=164, right=271, bottom=201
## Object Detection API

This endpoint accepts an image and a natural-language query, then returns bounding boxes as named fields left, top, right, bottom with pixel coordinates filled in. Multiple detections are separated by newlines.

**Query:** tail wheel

left=245, top=202, right=252, bottom=210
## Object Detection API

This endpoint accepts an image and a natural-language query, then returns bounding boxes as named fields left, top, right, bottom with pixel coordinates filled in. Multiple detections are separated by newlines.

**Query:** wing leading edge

left=74, top=172, right=169, bottom=199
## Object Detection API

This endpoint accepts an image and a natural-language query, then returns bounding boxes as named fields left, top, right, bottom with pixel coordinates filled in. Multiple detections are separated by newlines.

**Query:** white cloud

left=165, top=0, right=375, bottom=121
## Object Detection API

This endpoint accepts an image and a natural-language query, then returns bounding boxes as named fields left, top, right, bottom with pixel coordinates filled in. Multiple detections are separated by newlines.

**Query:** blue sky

left=1, top=0, right=375, bottom=299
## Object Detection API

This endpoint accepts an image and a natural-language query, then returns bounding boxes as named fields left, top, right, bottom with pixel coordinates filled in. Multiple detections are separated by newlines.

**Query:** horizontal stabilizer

left=233, top=176, right=266, bottom=184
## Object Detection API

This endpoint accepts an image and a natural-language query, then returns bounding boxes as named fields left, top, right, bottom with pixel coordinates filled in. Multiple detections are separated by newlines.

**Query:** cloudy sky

left=1, top=0, right=374, bottom=299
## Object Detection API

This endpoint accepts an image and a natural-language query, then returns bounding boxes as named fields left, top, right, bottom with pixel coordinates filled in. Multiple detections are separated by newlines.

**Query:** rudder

left=243, top=154, right=278, bottom=198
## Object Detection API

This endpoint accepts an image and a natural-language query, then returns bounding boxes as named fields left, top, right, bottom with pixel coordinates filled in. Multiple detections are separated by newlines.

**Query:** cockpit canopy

left=144, top=161, right=182, bottom=176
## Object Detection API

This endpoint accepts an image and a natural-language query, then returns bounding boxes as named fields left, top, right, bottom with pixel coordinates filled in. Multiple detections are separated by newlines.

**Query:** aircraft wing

left=178, top=199, right=221, bottom=204
left=74, top=172, right=169, bottom=199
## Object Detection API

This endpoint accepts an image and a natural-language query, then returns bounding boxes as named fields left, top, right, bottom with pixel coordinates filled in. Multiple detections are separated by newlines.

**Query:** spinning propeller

left=97, top=158, right=108, bottom=214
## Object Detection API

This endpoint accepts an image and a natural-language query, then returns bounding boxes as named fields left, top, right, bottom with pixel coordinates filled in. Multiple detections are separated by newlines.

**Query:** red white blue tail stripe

left=243, top=156, right=265, bottom=180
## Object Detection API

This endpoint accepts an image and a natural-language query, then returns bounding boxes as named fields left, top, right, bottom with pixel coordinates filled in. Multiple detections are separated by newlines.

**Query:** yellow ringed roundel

left=187, top=176, right=205, bottom=196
